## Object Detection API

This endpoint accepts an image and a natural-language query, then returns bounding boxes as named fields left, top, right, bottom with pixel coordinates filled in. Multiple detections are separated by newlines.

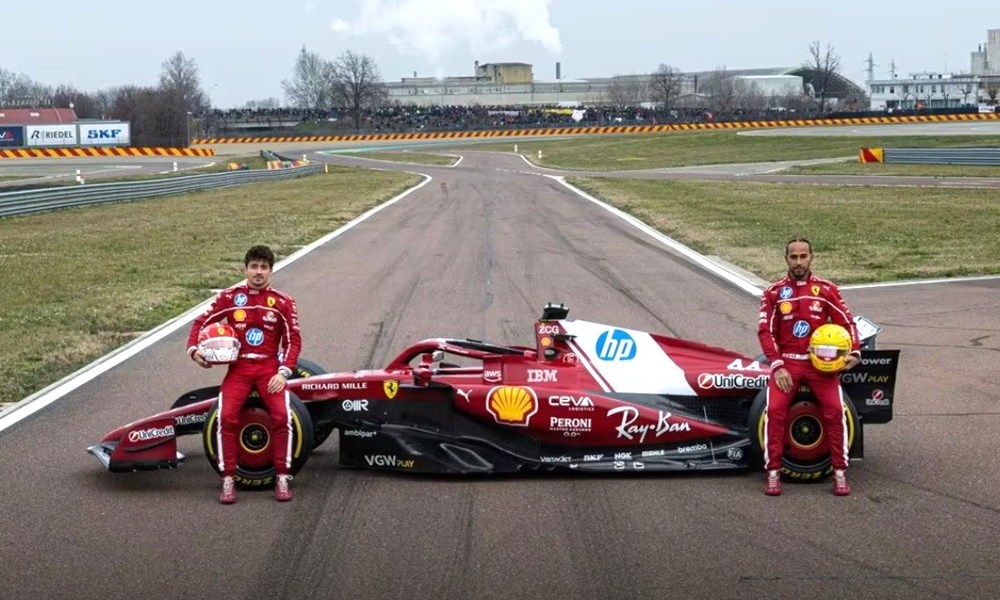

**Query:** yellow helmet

left=809, top=323, right=852, bottom=372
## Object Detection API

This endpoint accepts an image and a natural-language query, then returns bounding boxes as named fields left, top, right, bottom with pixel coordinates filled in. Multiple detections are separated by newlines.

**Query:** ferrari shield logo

left=384, top=380, right=399, bottom=399
left=811, top=285, right=820, bottom=296
left=267, top=296, right=277, bottom=307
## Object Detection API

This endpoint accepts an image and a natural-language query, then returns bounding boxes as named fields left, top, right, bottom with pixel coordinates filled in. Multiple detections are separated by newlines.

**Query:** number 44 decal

left=727, top=359, right=763, bottom=371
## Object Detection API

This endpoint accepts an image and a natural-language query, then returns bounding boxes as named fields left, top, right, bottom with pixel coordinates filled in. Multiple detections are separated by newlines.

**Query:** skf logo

left=87, top=129, right=122, bottom=139
left=384, top=380, right=399, bottom=399
left=487, top=386, right=537, bottom=426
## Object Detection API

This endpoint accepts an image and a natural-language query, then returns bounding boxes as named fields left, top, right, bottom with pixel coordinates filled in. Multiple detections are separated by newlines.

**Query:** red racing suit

left=187, top=284, right=301, bottom=477
left=757, top=272, right=860, bottom=471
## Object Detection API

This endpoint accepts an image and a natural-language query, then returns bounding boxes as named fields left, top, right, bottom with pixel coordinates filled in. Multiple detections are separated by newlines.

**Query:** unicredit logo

left=697, top=373, right=768, bottom=390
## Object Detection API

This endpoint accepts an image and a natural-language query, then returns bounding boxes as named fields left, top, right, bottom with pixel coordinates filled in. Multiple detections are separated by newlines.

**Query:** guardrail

left=0, top=163, right=324, bottom=218
left=860, top=147, right=1000, bottom=165
left=885, top=148, right=1000, bottom=165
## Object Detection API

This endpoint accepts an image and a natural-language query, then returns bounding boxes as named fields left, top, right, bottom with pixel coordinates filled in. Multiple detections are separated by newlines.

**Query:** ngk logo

left=697, top=373, right=768, bottom=390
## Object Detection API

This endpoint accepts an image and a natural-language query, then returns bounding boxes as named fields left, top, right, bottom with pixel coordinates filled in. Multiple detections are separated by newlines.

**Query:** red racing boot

left=764, top=470, right=782, bottom=496
left=219, top=476, right=237, bottom=505
left=275, top=474, right=293, bottom=502
left=832, top=469, right=851, bottom=496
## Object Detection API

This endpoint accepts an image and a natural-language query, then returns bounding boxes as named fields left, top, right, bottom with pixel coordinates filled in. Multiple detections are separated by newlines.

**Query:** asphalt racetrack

left=1, top=127, right=1000, bottom=599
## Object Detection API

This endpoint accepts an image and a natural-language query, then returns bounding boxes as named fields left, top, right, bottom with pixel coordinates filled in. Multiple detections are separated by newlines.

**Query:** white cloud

left=330, top=0, right=562, bottom=61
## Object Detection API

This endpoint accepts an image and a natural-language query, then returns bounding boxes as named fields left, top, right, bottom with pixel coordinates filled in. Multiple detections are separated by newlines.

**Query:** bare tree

left=988, top=82, right=999, bottom=103
left=806, top=41, right=842, bottom=114
left=702, top=67, right=737, bottom=118
left=648, top=64, right=683, bottom=113
left=159, top=51, right=208, bottom=112
left=330, top=50, right=384, bottom=130
left=733, top=79, right=768, bottom=115
left=960, top=83, right=975, bottom=106
left=605, top=76, right=646, bottom=107
left=282, top=46, right=333, bottom=109
left=50, top=85, right=101, bottom=118
left=0, top=69, right=51, bottom=107
left=158, top=52, right=208, bottom=146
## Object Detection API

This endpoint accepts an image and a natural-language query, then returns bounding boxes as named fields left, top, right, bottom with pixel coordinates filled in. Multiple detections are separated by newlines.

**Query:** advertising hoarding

left=25, top=124, right=78, bottom=147
left=0, top=126, right=25, bottom=147
left=79, top=122, right=131, bottom=146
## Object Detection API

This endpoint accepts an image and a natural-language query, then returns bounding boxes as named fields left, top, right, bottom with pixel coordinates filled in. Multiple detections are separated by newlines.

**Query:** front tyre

left=748, top=389, right=859, bottom=481
left=202, top=394, right=314, bottom=489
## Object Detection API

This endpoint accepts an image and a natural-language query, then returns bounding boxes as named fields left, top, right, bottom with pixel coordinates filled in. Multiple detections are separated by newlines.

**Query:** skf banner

left=79, top=122, right=131, bottom=146
left=26, top=125, right=78, bottom=147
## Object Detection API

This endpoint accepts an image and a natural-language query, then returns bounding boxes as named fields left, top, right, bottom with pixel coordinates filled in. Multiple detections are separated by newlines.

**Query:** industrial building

left=384, top=62, right=864, bottom=109
left=867, top=28, right=1000, bottom=110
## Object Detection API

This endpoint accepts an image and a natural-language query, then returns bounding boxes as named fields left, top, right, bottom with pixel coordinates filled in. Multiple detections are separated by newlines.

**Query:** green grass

left=352, top=151, right=458, bottom=166
left=785, top=161, right=1000, bottom=177
left=452, top=130, right=1000, bottom=170
left=569, top=177, right=1000, bottom=284
left=0, top=166, right=420, bottom=403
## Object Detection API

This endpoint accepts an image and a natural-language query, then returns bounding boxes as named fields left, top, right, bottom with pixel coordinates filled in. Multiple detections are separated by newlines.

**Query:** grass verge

left=452, top=130, right=1000, bottom=170
left=350, top=151, right=458, bottom=166
left=0, top=166, right=420, bottom=403
left=784, top=162, right=1000, bottom=177
left=569, top=176, right=1000, bottom=284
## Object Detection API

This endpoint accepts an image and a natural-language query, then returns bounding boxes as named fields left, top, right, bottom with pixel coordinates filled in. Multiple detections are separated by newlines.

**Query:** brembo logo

left=697, top=373, right=768, bottom=390
left=128, top=425, right=175, bottom=443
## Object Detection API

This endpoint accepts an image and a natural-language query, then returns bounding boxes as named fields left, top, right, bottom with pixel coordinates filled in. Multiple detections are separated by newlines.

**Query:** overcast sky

left=4, top=0, right=994, bottom=108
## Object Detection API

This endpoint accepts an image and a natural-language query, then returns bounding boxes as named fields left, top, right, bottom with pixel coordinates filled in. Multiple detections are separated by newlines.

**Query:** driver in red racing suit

left=187, top=245, right=301, bottom=504
left=757, top=238, right=860, bottom=497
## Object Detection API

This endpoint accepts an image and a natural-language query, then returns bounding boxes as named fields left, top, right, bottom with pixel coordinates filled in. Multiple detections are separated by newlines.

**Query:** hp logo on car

left=245, top=328, right=264, bottom=346
left=595, top=329, right=636, bottom=361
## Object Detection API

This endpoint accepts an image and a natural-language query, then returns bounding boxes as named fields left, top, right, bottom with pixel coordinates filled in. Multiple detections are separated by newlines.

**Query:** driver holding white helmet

left=187, top=245, right=301, bottom=505
left=757, top=238, right=861, bottom=497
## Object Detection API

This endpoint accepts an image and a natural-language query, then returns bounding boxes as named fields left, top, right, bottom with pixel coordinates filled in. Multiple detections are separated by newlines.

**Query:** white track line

left=549, top=175, right=764, bottom=296
left=0, top=173, right=432, bottom=433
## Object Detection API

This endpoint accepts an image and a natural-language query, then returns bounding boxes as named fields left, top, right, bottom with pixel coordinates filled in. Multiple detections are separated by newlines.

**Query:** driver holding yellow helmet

left=757, top=238, right=861, bottom=497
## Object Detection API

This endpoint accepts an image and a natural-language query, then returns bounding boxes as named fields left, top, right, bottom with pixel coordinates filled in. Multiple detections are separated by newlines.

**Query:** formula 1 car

left=88, top=304, right=899, bottom=487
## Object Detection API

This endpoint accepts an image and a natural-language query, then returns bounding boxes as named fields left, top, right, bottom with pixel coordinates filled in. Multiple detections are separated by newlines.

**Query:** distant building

left=868, top=28, right=1000, bottom=110
left=383, top=62, right=863, bottom=109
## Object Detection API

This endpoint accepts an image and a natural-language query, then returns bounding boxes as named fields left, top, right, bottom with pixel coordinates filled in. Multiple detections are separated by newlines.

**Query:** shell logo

left=779, top=302, right=792, bottom=314
left=233, top=309, right=246, bottom=321
left=487, top=386, right=538, bottom=426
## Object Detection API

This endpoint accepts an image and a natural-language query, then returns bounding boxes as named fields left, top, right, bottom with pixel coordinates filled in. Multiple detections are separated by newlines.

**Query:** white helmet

left=197, top=324, right=241, bottom=364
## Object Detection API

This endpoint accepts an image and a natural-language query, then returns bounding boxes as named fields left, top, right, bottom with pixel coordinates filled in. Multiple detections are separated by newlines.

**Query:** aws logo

left=487, top=386, right=537, bottom=426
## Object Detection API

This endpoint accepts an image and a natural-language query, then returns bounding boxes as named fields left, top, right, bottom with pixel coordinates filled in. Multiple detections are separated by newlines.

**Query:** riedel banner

left=26, top=125, right=78, bottom=147
left=0, top=126, right=25, bottom=147
left=79, top=122, right=131, bottom=146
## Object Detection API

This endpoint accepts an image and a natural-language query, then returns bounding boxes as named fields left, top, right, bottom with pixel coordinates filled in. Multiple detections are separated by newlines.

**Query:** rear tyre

left=748, top=388, right=859, bottom=482
left=202, top=394, right=314, bottom=489
left=287, top=359, right=336, bottom=450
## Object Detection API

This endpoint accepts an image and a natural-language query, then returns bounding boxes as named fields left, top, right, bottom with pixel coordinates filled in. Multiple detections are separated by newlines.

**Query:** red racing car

left=88, top=304, right=899, bottom=487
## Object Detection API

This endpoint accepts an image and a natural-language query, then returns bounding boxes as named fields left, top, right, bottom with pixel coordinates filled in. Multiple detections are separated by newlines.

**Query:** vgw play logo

left=595, top=329, right=636, bottom=361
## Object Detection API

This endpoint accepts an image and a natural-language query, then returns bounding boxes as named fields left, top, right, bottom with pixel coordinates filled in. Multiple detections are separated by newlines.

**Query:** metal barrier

left=0, top=163, right=324, bottom=218
left=884, top=148, right=1000, bottom=165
